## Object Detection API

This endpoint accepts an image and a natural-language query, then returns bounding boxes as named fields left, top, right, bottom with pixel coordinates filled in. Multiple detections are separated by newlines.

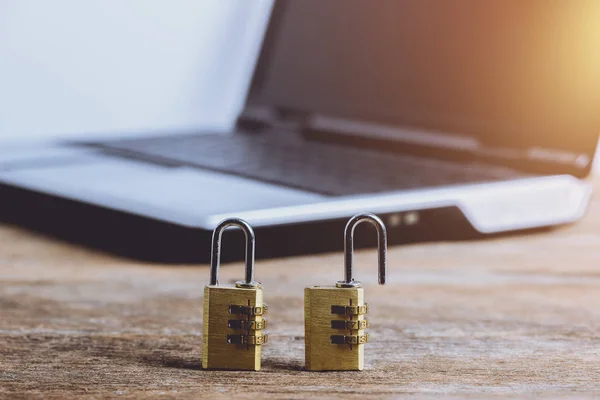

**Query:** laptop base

left=0, top=182, right=482, bottom=263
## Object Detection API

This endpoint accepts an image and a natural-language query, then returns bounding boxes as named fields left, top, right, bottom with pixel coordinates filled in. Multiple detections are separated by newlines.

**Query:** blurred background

left=0, top=0, right=598, bottom=172
left=0, top=0, right=271, bottom=141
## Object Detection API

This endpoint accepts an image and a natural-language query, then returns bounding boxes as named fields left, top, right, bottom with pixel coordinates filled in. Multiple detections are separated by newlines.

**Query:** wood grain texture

left=1, top=177, right=600, bottom=398
left=304, top=286, right=366, bottom=371
left=202, top=285, right=264, bottom=371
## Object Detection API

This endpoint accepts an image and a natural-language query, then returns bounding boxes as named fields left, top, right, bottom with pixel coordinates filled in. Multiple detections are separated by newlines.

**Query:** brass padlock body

left=304, top=286, right=367, bottom=371
left=203, top=285, right=266, bottom=371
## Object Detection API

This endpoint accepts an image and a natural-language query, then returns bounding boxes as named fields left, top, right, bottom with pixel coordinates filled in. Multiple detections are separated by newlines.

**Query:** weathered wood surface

left=1, top=179, right=600, bottom=399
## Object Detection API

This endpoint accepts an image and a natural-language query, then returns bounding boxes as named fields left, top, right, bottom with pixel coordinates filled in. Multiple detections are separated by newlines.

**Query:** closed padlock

left=202, top=218, right=268, bottom=371
left=304, top=213, right=387, bottom=371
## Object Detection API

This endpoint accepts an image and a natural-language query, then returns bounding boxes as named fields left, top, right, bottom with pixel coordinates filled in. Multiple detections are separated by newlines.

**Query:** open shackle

left=209, top=217, right=260, bottom=288
left=336, top=213, right=387, bottom=288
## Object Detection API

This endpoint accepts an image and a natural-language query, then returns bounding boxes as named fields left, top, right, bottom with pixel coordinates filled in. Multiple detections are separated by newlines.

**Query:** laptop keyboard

left=93, top=133, right=521, bottom=196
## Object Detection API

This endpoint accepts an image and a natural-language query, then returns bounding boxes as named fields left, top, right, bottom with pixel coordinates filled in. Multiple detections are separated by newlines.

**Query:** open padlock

left=202, top=218, right=268, bottom=371
left=304, top=213, right=387, bottom=371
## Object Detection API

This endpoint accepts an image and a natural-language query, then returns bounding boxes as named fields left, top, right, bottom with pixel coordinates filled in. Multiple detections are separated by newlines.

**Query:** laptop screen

left=248, top=0, right=600, bottom=175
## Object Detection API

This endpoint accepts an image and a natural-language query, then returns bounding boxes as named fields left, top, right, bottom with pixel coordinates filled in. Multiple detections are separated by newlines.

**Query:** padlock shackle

left=338, top=213, right=387, bottom=288
left=210, top=218, right=258, bottom=287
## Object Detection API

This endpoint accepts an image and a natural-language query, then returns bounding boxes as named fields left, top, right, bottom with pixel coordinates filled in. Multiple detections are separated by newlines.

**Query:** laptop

left=1, top=0, right=598, bottom=262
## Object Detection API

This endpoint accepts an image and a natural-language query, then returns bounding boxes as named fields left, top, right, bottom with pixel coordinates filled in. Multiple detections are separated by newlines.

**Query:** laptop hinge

left=237, top=105, right=309, bottom=132
left=306, top=114, right=592, bottom=174
left=307, top=114, right=479, bottom=152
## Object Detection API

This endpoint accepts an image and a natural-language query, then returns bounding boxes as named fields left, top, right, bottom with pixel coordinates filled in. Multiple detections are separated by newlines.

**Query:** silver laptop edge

left=0, top=159, right=590, bottom=234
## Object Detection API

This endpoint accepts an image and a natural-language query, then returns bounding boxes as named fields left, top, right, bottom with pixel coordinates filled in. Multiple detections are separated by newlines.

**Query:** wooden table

left=2, top=180, right=600, bottom=399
